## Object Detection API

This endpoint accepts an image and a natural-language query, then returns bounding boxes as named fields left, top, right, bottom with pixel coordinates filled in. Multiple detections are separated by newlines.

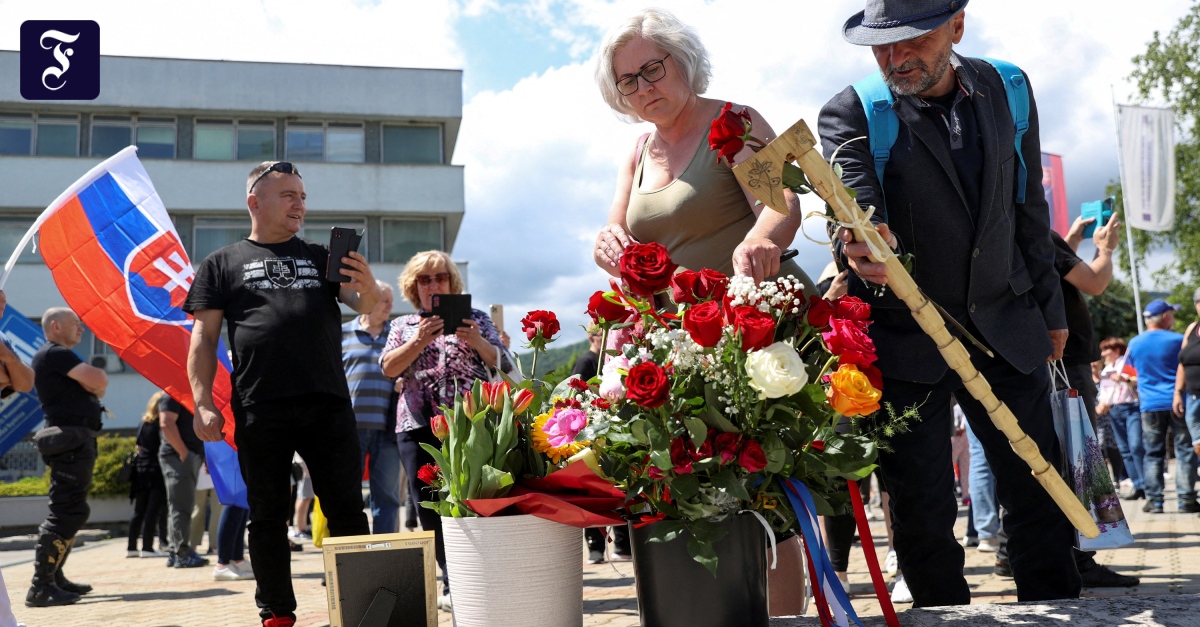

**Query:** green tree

left=1119, top=1, right=1200, bottom=330
left=1084, top=277, right=1140, bottom=342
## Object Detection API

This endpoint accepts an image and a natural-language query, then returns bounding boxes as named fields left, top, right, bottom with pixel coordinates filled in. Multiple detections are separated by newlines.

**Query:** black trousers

left=234, top=393, right=369, bottom=622
left=40, top=439, right=97, bottom=539
left=128, top=472, right=166, bottom=552
left=396, top=426, right=447, bottom=591
left=875, top=349, right=1080, bottom=606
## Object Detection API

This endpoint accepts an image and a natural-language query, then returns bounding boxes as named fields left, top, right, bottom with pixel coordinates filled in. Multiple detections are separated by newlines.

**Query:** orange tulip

left=512, top=388, right=535, bottom=416
left=827, top=364, right=882, bottom=417
left=430, top=414, right=450, bottom=440
left=481, top=380, right=511, bottom=412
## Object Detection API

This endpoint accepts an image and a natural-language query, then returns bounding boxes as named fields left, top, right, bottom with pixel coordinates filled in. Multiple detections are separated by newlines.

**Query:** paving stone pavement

left=4, top=466, right=1199, bottom=626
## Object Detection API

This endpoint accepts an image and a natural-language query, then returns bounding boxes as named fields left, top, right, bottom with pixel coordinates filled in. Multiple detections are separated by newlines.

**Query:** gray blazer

left=818, top=54, right=1066, bottom=385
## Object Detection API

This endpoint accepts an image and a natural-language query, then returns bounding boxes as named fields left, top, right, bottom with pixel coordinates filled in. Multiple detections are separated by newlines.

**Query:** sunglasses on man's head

left=417, top=273, right=450, bottom=286
left=249, top=162, right=302, bottom=193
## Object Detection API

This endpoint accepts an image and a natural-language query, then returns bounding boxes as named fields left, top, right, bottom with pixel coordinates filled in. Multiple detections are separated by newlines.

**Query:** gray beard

left=885, top=48, right=953, bottom=97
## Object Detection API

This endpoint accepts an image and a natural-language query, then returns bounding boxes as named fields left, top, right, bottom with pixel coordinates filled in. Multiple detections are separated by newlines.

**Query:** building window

left=0, top=113, right=80, bottom=156
left=194, top=119, right=276, bottom=161
left=300, top=218, right=368, bottom=257
left=0, top=219, right=41, bottom=264
left=193, top=217, right=251, bottom=262
left=91, top=115, right=176, bottom=159
left=382, top=125, right=442, bottom=164
left=382, top=218, right=443, bottom=264
left=286, top=122, right=364, bottom=163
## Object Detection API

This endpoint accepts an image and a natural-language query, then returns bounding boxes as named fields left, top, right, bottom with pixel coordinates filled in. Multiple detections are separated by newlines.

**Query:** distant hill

left=515, top=339, right=589, bottom=380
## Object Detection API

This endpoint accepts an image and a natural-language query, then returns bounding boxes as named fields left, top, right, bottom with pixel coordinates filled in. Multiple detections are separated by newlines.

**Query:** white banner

left=1118, top=105, right=1175, bottom=232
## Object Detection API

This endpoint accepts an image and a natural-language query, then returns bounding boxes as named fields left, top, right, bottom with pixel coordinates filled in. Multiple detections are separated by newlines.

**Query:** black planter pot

left=628, top=514, right=769, bottom=627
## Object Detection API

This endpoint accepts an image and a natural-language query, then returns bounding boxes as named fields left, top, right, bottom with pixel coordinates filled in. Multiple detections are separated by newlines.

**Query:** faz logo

left=265, top=258, right=298, bottom=288
left=20, top=21, right=100, bottom=101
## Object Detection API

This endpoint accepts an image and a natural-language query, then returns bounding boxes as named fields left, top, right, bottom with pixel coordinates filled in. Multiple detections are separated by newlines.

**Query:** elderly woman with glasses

left=592, top=8, right=813, bottom=291
left=379, top=250, right=511, bottom=610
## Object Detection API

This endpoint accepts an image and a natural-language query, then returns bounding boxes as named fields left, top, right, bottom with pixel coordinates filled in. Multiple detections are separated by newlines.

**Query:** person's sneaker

left=610, top=551, right=633, bottom=563
left=1079, top=563, right=1140, bottom=587
left=889, top=574, right=913, bottom=604
left=1143, top=500, right=1164, bottom=513
left=885, top=549, right=898, bottom=576
left=1120, top=488, right=1145, bottom=500
left=165, top=554, right=176, bottom=568
left=977, top=538, right=1000, bottom=552
left=994, top=558, right=1013, bottom=578
left=24, top=584, right=80, bottom=607
left=140, top=549, right=166, bottom=558
left=288, top=528, right=312, bottom=541
left=437, top=593, right=453, bottom=611
left=175, top=553, right=210, bottom=569
left=235, top=560, right=254, bottom=577
left=1179, top=500, right=1200, bottom=514
left=961, top=535, right=979, bottom=548
left=262, top=614, right=295, bottom=627
left=214, top=564, right=244, bottom=581
left=587, top=549, right=606, bottom=565
left=126, top=550, right=140, bottom=558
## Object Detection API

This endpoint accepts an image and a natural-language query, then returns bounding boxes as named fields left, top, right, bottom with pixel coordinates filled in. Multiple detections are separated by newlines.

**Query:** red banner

left=1041, top=152, right=1069, bottom=236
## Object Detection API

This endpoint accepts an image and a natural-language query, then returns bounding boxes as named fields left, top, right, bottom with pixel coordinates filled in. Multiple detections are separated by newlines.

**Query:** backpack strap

left=851, top=71, right=899, bottom=189
left=980, top=57, right=1030, bottom=203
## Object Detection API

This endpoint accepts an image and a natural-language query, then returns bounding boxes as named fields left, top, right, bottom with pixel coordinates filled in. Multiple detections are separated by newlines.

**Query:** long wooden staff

left=733, top=119, right=1099, bottom=539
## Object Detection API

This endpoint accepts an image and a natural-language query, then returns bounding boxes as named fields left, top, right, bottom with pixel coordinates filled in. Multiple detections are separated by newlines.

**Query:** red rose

left=521, top=310, right=560, bottom=341
left=568, top=377, right=590, bottom=391
left=554, top=397, right=582, bottom=410
left=591, top=398, right=612, bottom=410
left=731, top=305, right=777, bottom=352
left=647, top=466, right=667, bottom=480
left=683, top=300, right=724, bottom=348
left=587, top=290, right=630, bottom=324
left=693, top=436, right=713, bottom=462
left=714, top=432, right=741, bottom=464
left=823, top=318, right=877, bottom=365
left=858, top=363, right=884, bottom=390
left=806, top=296, right=834, bottom=329
left=708, top=102, right=753, bottom=165
left=670, top=269, right=728, bottom=305
left=669, top=437, right=694, bottom=474
left=738, top=440, right=768, bottom=473
left=809, top=440, right=826, bottom=452
left=416, top=463, right=440, bottom=485
left=832, top=295, right=871, bottom=321
left=625, top=361, right=671, bottom=408
left=619, top=242, right=678, bottom=297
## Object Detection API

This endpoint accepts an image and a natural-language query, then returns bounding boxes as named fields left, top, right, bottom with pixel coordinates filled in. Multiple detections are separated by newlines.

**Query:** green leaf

left=762, top=433, right=788, bottom=474
left=687, top=535, right=720, bottom=577
left=782, top=162, right=807, bottom=189
left=684, top=417, right=708, bottom=449
left=477, top=465, right=515, bottom=499
left=650, top=449, right=674, bottom=471
left=671, top=473, right=701, bottom=499
left=832, top=162, right=844, bottom=181
left=631, top=419, right=649, bottom=445
left=644, top=520, right=687, bottom=544
left=710, top=468, right=751, bottom=501
left=701, top=384, right=741, bottom=433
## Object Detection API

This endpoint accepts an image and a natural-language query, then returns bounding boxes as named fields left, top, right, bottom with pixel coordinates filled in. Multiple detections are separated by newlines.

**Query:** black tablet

left=430, top=294, right=471, bottom=335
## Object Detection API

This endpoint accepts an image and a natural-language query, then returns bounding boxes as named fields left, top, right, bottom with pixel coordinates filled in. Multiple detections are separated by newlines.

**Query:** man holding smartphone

left=185, top=161, right=380, bottom=627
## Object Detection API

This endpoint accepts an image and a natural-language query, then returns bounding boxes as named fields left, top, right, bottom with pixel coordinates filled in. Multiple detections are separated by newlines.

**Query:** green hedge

left=0, top=435, right=136, bottom=498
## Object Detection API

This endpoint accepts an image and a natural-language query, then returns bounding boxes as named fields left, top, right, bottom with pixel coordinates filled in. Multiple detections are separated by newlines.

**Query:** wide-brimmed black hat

left=843, top=0, right=968, bottom=46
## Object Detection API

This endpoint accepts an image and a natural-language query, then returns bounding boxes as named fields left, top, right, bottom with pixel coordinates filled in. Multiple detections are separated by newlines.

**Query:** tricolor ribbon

left=780, top=478, right=863, bottom=627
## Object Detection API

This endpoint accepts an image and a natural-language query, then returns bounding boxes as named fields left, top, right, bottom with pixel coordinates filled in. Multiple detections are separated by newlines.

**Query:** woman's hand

left=595, top=224, right=637, bottom=269
left=413, top=316, right=444, bottom=347
left=732, top=236, right=781, bottom=284
left=455, top=319, right=488, bottom=351
left=1096, top=402, right=1110, bottom=416
left=1173, top=390, right=1186, bottom=417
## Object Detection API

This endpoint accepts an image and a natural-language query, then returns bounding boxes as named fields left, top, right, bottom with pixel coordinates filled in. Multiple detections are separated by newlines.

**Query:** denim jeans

left=217, top=505, right=249, bottom=565
left=966, top=423, right=999, bottom=539
left=1141, top=409, right=1199, bottom=504
left=1187, top=394, right=1200, bottom=452
left=1107, top=403, right=1144, bottom=490
left=358, top=428, right=402, bottom=534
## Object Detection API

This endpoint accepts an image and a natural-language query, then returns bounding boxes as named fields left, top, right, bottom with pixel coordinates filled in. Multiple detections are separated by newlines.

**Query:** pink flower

left=542, top=408, right=588, bottom=448
left=599, top=355, right=629, bottom=402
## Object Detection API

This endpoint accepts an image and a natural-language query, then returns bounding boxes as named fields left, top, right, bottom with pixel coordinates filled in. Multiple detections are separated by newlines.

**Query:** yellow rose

left=827, top=364, right=882, bottom=417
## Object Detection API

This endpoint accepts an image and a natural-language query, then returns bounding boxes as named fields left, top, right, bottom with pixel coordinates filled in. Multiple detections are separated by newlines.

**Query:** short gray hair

left=1145, top=313, right=1166, bottom=326
left=594, top=8, right=712, bottom=123
left=41, top=307, right=76, bottom=334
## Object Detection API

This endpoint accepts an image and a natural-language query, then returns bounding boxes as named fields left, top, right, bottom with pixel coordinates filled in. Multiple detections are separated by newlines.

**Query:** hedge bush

left=0, top=435, right=136, bottom=498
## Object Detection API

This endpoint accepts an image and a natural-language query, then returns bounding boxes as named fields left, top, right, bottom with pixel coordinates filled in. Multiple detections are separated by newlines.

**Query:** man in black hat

left=819, top=0, right=1081, bottom=606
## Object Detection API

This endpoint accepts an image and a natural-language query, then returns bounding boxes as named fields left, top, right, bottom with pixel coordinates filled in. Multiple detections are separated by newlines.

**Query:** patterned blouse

left=1098, top=358, right=1138, bottom=407
left=382, top=308, right=512, bottom=433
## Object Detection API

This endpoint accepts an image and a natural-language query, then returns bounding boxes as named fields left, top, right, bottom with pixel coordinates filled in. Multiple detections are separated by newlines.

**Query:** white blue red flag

left=0, top=147, right=248, bottom=508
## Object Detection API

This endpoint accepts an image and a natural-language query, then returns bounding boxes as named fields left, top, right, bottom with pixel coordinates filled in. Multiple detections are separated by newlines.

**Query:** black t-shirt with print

left=31, top=342, right=103, bottom=429
left=183, top=237, right=350, bottom=407
left=1051, top=232, right=1099, bottom=367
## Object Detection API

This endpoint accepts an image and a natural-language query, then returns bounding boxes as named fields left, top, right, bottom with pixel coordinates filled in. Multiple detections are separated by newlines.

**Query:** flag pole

left=1111, top=86, right=1145, bottom=333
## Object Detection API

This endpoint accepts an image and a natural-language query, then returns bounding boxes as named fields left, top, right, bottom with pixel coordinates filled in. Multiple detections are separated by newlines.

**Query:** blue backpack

left=851, top=58, right=1030, bottom=204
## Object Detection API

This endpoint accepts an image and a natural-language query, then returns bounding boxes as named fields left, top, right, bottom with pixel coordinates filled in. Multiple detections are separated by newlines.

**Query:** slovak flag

left=0, top=147, right=248, bottom=508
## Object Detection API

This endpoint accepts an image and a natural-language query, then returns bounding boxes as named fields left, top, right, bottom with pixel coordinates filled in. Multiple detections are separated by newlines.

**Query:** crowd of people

left=4, top=1, right=1200, bottom=626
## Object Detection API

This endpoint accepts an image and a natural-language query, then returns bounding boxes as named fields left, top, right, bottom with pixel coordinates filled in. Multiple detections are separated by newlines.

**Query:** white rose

left=744, top=342, right=808, bottom=399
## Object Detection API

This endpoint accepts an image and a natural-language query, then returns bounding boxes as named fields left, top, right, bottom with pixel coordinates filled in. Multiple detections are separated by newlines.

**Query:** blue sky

left=0, top=0, right=1191, bottom=345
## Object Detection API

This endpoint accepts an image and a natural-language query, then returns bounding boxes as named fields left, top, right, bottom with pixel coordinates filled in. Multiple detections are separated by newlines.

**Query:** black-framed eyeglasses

left=249, top=162, right=302, bottom=193
left=417, top=273, right=451, bottom=286
left=616, top=54, right=670, bottom=96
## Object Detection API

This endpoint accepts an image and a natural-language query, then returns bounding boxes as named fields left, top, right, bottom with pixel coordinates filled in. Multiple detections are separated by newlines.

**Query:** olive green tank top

left=626, top=130, right=810, bottom=287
